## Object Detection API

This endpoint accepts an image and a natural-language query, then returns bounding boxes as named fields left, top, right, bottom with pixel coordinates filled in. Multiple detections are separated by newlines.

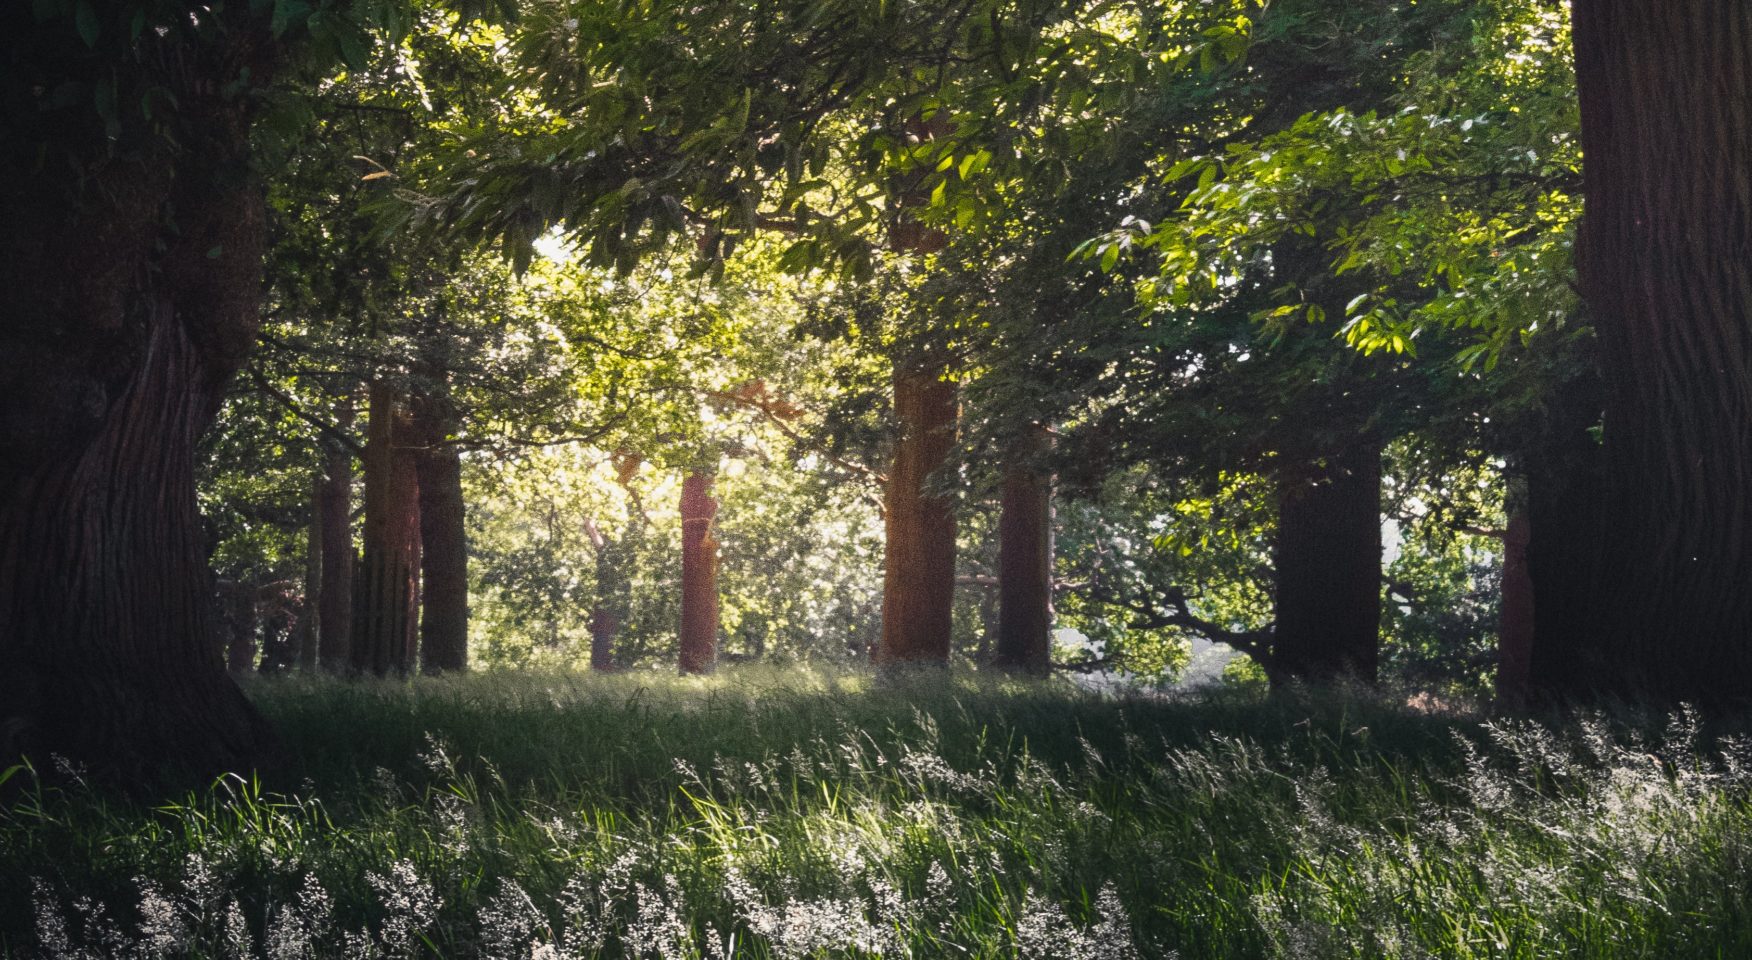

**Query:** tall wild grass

left=3, top=667, right=1750, bottom=958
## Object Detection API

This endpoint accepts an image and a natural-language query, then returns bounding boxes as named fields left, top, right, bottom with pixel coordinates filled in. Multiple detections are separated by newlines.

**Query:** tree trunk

left=1494, top=475, right=1535, bottom=708
left=411, top=402, right=468, bottom=674
left=1524, top=389, right=1610, bottom=700
left=317, top=402, right=356, bottom=671
left=876, top=364, right=960, bottom=668
left=298, top=473, right=323, bottom=671
left=993, top=442, right=1054, bottom=676
left=0, top=68, right=276, bottom=776
left=584, top=517, right=625, bottom=672
left=223, top=591, right=259, bottom=676
left=1563, top=0, right=1752, bottom=703
left=679, top=470, right=720, bottom=675
left=1270, top=442, right=1382, bottom=685
left=351, top=382, right=421, bottom=677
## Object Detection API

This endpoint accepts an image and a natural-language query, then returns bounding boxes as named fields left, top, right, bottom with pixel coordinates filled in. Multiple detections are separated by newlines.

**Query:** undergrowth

left=3, top=667, right=1751, bottom=958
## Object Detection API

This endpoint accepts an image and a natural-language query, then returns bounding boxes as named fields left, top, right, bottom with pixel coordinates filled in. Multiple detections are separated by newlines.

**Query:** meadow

left=3, top=669, right=1751, bottom=959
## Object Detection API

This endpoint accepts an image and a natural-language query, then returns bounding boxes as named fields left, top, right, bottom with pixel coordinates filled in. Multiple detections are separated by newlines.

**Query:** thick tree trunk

left=351, top=383, right=422, bottom=677
left=679, top=470, right=720, bottom=675
left=876, top=364, right=960, bottom=668
left=1524, top=393, right=1610, bottom=700
left=1494, top=475, right=1535, bottom=709
left=411, top=402, right=468, bottom=674
left=1270, top=442, right=1382, bottom=685
left=0, top=68, right=276, bottom=776
left=317, top=403, right=356, bottom=671
left=993, top=444, right=1054, bottom=676
left=1563, top=0, right=1752, bottom=703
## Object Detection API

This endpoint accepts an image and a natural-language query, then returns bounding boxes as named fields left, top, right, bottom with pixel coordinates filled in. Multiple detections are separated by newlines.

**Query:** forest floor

left=4, top=667, right=1752, bottom=959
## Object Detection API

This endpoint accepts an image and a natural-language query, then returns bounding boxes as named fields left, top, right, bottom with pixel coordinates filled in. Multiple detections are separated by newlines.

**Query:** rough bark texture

left=0, top=36, right=277, bottom=777
left=1494, top=477, right=1535, bottom=709
left=410, top=400, right=468, bottom=674
left=993, top=447, right=1054, bottom=676
left=317, top=404, right=356, bottom=671
left=1563, top=0, right=1752, bottom=703
left=1270, top=443, right=1382, bottom=685
left=876, top=365, right=960, bottom=668
left=351, top=383, right=421, bottom=677
left=679, top=470, right=721, bottom=675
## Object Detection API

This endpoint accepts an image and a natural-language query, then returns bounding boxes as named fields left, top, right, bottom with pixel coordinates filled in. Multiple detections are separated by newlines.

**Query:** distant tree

left=351, top=382, right=422, bottom=676
left=678, top=469, right=722, bottom=674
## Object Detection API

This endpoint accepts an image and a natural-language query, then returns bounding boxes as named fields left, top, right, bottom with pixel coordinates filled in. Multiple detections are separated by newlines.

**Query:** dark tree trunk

left=317, top=403, right=356, bottom=671
left=258, top=599, right=296, bottom=674
left=351, top=383, right=421, bottom=677
left=223, top=591, right=259, bottom=676
left=0, top=58, right=276, bottom=776
left=1561, top=0, right=1752, bottom=703
left=993, top=442, right=1053, bottom=676
left=584, top=518, right=626, bottom=672
left=679, top=470, right=720, bottom=675
left=297, top=473, right=322, bottom=670
left=875, top=364, right=959, bottom=668
left=1524, top=392, right=1610, bottom=700
left=1270, top=442, right=1382, bottom=685
left=1494, top=476, right=1535, bottom=709
left=410, top=401, right=468, bottom=674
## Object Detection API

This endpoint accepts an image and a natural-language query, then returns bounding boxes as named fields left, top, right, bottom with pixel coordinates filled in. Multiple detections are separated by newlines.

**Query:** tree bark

left=0, top=50, right=277, bottom=776
left=317, top=401, right=356, bottom=671
left=1270, top=442, right=1382, bottom=685
left=1524, top=387, right=1610, bottom=700
left=1494, top=474, right=1535, bottom=709
left=350, top=382, right=422, bottom=677
left=584, top=517, right=626, bottom=672
left=410, top=400, right=468, bottom=674
left=1562, top=0, right=1752, bottom=703
left=298, top=473, right=323, bottom=671
left=679, top=470, right=720, bottom=675
left=993, top=439, right=1054, bottom=676
left=875, top=363, right=960, bottom=668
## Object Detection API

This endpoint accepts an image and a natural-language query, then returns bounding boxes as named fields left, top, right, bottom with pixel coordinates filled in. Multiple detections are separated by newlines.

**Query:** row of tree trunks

left=993, top=437, right=1054, bottom=676
left=350, top=383, right=423, bottom=676
left=678, top=469, right=721, bottom=674
left=1270, top=442, right=1383, bottom=686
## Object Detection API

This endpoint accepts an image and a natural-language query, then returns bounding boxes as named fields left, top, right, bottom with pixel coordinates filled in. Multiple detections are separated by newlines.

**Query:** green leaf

left=74, top=0, right=99, bottom=46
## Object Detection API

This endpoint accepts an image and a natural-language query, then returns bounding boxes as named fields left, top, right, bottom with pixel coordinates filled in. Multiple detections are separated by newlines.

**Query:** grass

left=3, top=666, right=1751, bottom=958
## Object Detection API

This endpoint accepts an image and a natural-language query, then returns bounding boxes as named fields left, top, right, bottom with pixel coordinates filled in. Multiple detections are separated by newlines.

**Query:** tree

left=351, top=382, right=422, bottom=676
left=993, top=433, right=1053, bottom=675
left=411, top=392, right=470, bottom=674
left=0, top=3, right=291, bottom=775
left=1536, top=0, right=1752, bottom=703
left=317, top=403, right=359, bottom=671
left=678, top=469, right=722, bottom=674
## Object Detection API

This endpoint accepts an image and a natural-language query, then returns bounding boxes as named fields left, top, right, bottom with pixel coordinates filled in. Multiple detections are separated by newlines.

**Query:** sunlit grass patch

left=4, top=667, right=1752, bottom=958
